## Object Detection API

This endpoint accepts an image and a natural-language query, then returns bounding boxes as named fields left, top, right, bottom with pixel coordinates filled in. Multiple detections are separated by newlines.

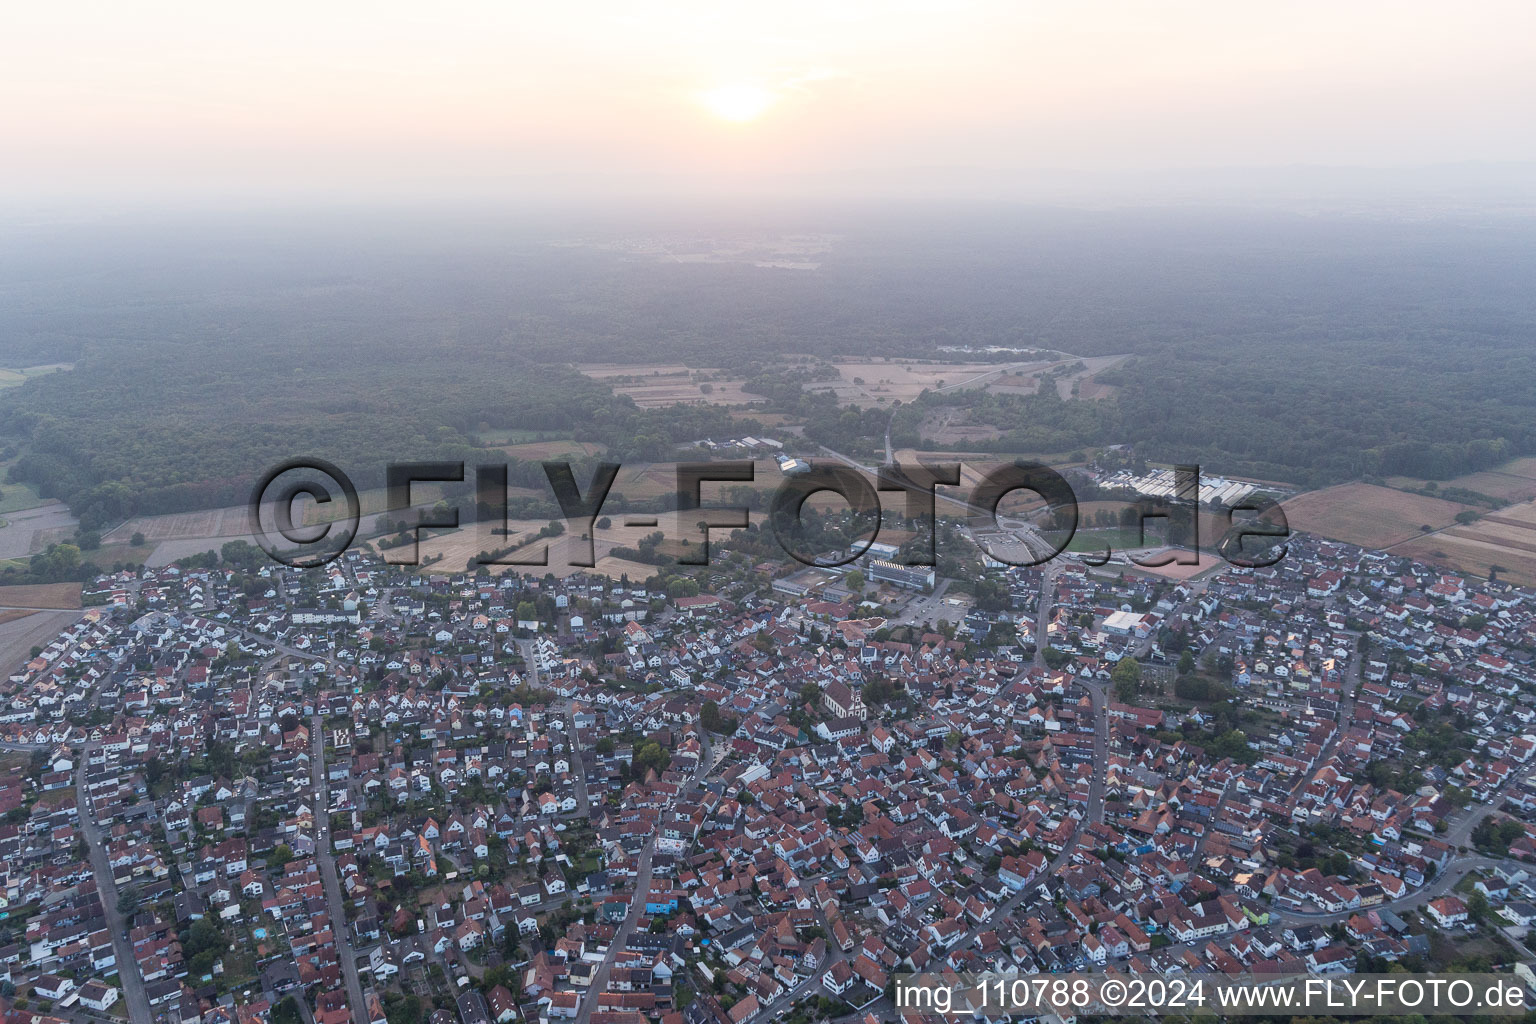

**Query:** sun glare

left=700, top=83, right=776, bottom=123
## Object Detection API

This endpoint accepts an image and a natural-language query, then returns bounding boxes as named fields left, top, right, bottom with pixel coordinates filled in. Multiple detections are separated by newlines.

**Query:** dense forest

left=890, top=369, right=1524, bottom=487
left=1, top=340, right=753, bottom=527
left=2, top=205, right=1534, bottom=522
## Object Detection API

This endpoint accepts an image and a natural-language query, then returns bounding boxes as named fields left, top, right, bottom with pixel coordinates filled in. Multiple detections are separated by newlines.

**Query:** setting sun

left=699, top=83, right=776, bottom=123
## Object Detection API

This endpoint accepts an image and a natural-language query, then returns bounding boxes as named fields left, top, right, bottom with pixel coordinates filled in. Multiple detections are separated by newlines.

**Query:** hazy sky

left=4, top=0, right=1534, bottom=202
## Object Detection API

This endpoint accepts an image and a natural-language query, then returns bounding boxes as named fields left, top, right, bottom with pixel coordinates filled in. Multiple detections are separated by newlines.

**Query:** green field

left=1059, top=528, right=1158, bottom=553
left=473, top=428, right=550, bottom=445
left=0, top=364, right=72, bottom=389
left=0, top=479, right=52, bottom=515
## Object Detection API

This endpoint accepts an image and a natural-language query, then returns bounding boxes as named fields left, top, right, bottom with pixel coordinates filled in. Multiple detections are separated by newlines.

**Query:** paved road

left=562, top=700, right=593, bottom=817
left=224, top=614, right=349, bottom=678
left=573, top=729, right=715, bottom=1024
left=876, top=563, right=1521, bottom=973
left=75, top=747, right=154, bottom=1024
left=517, top=638, right=540, bottom=689
left=575, top=843, right=654, bottom=1024
left=1271, top=612, right=1520, bottom=920
left=1032, top=563, right=1062, bottom=666
left=1189, top=778, right=1233, bottom=865
left=1284, top=855, right=1503, bottom=924
left=950, top=568, right=1102, bottom=954
left=520, top=638, right=597, bottom=818
left=518, top=640, right=594, bottom=820
left=1031, top=560, right=1108, bottom=835
left=1305, top=630, right=1362, bottom=780
left=311, top=715, right=370, bottom=1021
left=1080, top=677, right=1108, bottom=827
left=754, top=904, right=842, bottom=1019
left=1445, top=773, right=1518, bottom=849
left=1277, top=766, right=1525, bottom=925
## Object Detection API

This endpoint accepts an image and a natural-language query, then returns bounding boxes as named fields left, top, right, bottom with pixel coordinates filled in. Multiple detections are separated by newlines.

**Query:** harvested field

left=1282, top=483, right=1472, bottom=549
left=0, top=608, right=84, bottom=677
left=1075, top=378, right=1120, bottom=401
left=613, top=459, right=796, bottom=502
left=887, top=451, right=1083, bottom=503
left=0, top=583, right=83, bottom=609
left=145, top=537, right=259, bottom=567
left=1486, top=501, right=1536, bottom=526
left=813, top=359, right=1016, bottom=405
left=0, top=609, right=34, bottom=626
left=1445, top=519, right=1536, bottom=552
left=105, top=505, right=254, bottom=543
left=410, top=459, right=869, bottom=579
left=0, top=502, right=78, bottom=558
left=1385, top=457, right=1536, bottom=503
left=413, top=517, right=558, bottom=571
left=576, top=364, right=763, bottom=408
left=586, top=557, right=668, bottom=581
left=109, top=482, right=466, bottom=552
left=1394, top=497, right=1536, bottom=585
left=1393, top=533, right=1536, bottom=587
left=985, top=372, right=1038, bottom=395
left=88, top=536, right=159, bottom=568
left=891, top=449, right=995, bottom=495
left=120, top=462, right=806, bottom=573
left=1437, top=472, right=1536, bottom=502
